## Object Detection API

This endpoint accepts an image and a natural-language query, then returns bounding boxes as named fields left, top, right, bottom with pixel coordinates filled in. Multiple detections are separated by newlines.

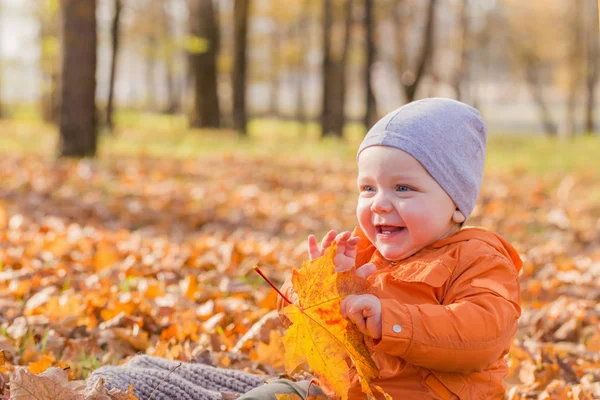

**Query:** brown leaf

left=9, top=367, right=84, bottom=400
left=85, top=378, right=138, bottom=400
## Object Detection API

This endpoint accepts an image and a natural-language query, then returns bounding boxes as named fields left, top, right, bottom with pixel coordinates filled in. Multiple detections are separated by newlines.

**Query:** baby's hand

left=308, top=230, right=361, bottom=272
left=341, top=294, right=382, bottom=340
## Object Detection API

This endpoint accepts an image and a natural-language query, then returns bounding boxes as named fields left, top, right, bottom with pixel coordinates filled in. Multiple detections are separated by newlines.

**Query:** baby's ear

left=452, top=209, right=466, bottom=224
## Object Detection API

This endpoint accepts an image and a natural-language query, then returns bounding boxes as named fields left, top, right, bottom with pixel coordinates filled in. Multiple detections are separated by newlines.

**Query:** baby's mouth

left=376, top=225, right=405, bottom=234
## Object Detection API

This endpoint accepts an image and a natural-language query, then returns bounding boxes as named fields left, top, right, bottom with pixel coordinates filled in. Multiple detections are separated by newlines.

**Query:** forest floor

left=0, top=116, right=599, bottom=399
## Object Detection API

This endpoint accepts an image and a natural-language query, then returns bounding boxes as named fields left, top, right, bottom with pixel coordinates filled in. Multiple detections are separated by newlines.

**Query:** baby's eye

left=360, top=185, right=375, bottom=192
left=395, top=185, right=411, bottom=192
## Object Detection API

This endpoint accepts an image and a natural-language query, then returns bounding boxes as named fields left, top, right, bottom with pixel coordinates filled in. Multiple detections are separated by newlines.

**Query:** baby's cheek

left=356, top=204, right=372, bottom=231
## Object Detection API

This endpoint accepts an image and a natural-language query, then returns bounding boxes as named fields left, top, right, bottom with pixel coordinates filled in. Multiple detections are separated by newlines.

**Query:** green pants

left=238, top=379, right=328, bottom=400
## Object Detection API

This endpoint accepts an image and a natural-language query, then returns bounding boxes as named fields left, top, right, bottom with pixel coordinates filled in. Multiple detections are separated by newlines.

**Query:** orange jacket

left=280, top=227, right=522, bottom=400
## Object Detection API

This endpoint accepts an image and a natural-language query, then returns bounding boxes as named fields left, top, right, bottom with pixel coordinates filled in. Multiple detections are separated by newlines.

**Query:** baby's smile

left=376, top=225, right=406, bottom=235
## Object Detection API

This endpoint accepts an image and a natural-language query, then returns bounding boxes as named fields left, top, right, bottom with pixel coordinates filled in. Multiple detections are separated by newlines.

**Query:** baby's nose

left=371, top=193, right=393, bottom=213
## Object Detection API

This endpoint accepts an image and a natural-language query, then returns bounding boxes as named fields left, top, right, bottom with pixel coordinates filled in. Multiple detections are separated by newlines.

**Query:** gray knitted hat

left=357, top=98, right=487, bottom=219
left=87, top=355, right=266, bottom=400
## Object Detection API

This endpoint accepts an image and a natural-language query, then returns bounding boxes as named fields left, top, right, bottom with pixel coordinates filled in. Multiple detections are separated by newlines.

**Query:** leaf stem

left=253, top=265, right=293, bottom=305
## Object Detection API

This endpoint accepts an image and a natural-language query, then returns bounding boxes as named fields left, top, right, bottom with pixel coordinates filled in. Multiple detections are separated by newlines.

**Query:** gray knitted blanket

left=87, top=355, right=267, bottom=400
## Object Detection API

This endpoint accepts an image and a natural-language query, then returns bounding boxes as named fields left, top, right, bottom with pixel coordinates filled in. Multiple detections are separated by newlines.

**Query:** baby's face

left=356, top=146, right=459, bottom=261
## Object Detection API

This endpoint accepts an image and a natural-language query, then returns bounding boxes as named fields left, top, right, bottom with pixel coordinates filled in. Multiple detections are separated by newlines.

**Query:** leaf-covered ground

left=0, top=152, right=599, bottom=399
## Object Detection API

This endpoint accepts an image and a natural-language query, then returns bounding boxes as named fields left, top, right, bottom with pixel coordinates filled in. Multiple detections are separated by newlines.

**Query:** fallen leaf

left=85, top=377, right=138, bottom=400
left=9, top=367, right=84, bottom=400
left=253, top=330, right=285, bottom=369
left=28, top=354, right=56, bottom=374
left=281, top=245, right=379, bottom=400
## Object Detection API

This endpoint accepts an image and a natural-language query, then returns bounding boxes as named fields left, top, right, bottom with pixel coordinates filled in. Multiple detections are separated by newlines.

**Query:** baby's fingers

left=334, top=231, right=351, bottom=253
left=307, top=235, right=320, bottom=261
left=341, top=296, right=367, bottom=332
left=345, top=236, right=360, bottom=259
left=356, top=263, right=376, bottom=279
left=321, top=230, right=337, bottom=252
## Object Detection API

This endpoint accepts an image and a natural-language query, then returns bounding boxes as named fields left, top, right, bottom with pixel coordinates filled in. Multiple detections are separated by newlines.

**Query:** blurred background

left=1, top=2, right=600, bottom=395
left=0, top=0, right=599, bottom=157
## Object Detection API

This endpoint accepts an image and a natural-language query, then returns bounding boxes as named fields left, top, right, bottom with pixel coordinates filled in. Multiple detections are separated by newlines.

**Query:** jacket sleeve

left=372, top=254, right=521, bottom=373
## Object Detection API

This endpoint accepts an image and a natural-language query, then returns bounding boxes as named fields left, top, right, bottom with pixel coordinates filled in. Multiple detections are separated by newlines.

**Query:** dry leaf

left=253, top=330, right=285, bottom=369
left=9, top=367, right=85, bottom=400
left=282, top=245, right=379, bottom=400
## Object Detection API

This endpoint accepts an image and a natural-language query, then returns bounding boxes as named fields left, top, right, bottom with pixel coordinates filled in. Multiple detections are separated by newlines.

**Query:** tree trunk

left=294, top=5, right=310, bottom=134
left=321, top=0, right=333, bottom=136
left=164, top=4, right=180, bottom=115
left=399, top=0, right=437, bottom=103
left=565, top=0, right=585, bottom=137
left=452, top=0, right=469, bottom=102
left=269, top=10, right=280, bottom=116
left=145, top=35, right=157, bottom=111
left=106, top=0, right=122, bottom=132
left=523, top=57, right=558, bottom=136
left=321, top=0, right=352, bottom=137
left=39, top=5, right=61, bottom=124
left=190, top=0, right=220, bottom=127
left=59, top=0, right=98, bottom=157
left=364, top=0, right=376, bottom=129
left=585, top=0, right=599, bottom=134
left=232, top=0, right=249, bottom=135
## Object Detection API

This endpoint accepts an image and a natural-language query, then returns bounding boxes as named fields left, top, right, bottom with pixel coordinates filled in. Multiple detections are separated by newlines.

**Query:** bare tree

left=395, top=0, right=438, bottom=103
left=364, top=0, right=376, bottom=128
left=269, top=9, right=281, bottom=116
left=106, top=0, right=122, bottom=132
left=232, top=0, right=249, bottom=135
left=452, top=0, right=469, bottom=102
left=294, top=3, right=311, bottom=133
left=163, top=1, right=181, bottom=114
left=38, top=0, right=61, bottom=123
left=585, top=0, right=599, bottom=134
left=59, top=0, right=98, bottom=157
left=190, top=0, right=220, bottom=127
left=565, top=0, right=585, bottom=137
left=516, top=50, right=559, bottom=136
left=504, top=1, right=559, bottom=136
left=321, top=0, right=352, bottom=137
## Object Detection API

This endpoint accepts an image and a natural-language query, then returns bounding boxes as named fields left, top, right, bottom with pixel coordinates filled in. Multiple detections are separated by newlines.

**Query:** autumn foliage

left=0, top=154, right=599, bottom=398
left=266, top=245, right=378, bottom=399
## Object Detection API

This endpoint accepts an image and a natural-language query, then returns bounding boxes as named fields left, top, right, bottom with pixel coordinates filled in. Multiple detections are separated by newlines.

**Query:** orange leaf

left=28, top=354, right=56, bottom=374
left=253, top=330, right=285, bottom=369
left=95, top=241, right=120, bottom=271
left=182, top=274, right=198, bottom=301
left=281, top=245, right=379, bottom=400
left=0, top=202, right=7, bottom=229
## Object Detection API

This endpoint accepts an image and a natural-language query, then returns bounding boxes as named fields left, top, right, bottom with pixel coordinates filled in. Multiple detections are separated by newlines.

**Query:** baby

left=242, top=98, right=522, bottom=399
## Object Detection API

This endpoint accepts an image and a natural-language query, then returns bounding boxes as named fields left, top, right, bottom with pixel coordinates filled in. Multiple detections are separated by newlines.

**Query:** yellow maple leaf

left=280, top=245, right=379, bottom=400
